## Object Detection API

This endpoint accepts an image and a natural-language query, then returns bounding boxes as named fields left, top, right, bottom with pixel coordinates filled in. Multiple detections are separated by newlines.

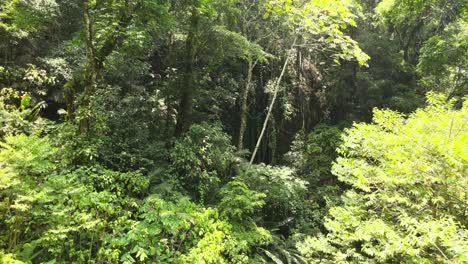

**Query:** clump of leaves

left=0, top=134, right=57, bottom=177
left=417, top=20, right=468, bottom=97
left=0, top=252, right=25, bottom=264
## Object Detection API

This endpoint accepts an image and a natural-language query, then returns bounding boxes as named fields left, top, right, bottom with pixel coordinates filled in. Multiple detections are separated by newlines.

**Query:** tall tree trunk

left=403, top=19, right=424, bottom=63
left=175, top=3, right=199, bottom=136
left=79, top=0, right=97, bottom=134
left=64, top=0, right=134, bottom=132
left=250, top=37, right=296, bottom=164
left=238, top=59, right=256, bottom=150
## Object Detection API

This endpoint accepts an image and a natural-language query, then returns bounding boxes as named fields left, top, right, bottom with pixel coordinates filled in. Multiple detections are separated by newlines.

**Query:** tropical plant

left=297, top=93, right=468, bottom=263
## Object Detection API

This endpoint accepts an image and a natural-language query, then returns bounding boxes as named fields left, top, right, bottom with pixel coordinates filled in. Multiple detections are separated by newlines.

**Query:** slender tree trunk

left=238, top=59, right=256, bottom=150
left=447, top=65, right=462, bottom=98
left=250, top=37, right=296, bottom=164
left=175, top=3, right=199, bottom=136
left=270, top=115, right=277, bottom=164
left=65, top=81, right=76, bottom=122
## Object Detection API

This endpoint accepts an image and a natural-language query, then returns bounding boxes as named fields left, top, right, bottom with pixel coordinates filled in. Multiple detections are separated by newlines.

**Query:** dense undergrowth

left=1, top=90, right=466, bottom=263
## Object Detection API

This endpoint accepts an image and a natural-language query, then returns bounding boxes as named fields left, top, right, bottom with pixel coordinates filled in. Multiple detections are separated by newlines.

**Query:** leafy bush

left=0, top=134, right=58, bottom=257
left=297, top=93, right=468, bottom=263
left=218, top=180, right=266, bottom=222
left=215, top=179, right=273, bottom=264
left=417, top=21, right=468, bottom=97
left=286, top=125, right=343, bottom=180
left=239, top=164, right=308, bottom=234
left=0, top=133, right=271, bottom=263
left=0, top=134, right=57, bottom=177
left=0, top=88, right=51, bottom=136
left=76, top=166, right=149, bottom=197
left=93, top=86, right=169, bottom=171
left=170, top=123, right=235, bottom=202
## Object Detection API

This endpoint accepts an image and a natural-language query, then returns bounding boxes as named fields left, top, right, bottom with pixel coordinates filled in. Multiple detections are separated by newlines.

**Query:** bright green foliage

left=219, top=165, right=308, bottom=263
left=0, top=133, right=270, bottom=263
left=0, top=252, right=25, bottom=264
left=170, top=123, right=235, bottom=202
left=211, top=26, right=272, bottom=63
left=376, top=0, right=466, bottom=64
left=375, top=0, right=464, bottom=30
left=0, top=134, right=58, bottom=256
left=186, top=179, right=272, bottom=264
left=0, top=88, right=50, bottom=136
left=0, top=134, right=57, bottom=177
left=265, top=0, right=369, bottom=65
left=0, top=135, right=149, bottom=262
left=0, top=133, right=56, bottom=195
left=297, top=93, right=468, bottom=263
left=0, top=0, right=59, bottom=37
left=218, top=180, right=266, bottom=222
left=376, top=0, right=439, bottom=25
left=111, top=195, right=263, bottom=264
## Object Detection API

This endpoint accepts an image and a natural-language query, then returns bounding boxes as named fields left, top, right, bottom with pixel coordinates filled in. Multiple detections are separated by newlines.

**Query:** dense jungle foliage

left=0, top=0, right=467, bottom=263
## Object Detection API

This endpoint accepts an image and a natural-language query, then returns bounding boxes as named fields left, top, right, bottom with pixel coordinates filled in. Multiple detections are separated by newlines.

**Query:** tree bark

left=250, top=37, right=297, bottom=164
left=175, top=3, right=199, bottom=136
left=238, top=59, right=256, bottom=150
left=79, top=0, right=97, bottom=134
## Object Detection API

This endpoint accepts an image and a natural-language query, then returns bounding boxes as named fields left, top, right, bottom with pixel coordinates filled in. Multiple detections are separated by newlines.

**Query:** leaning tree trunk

left=238, top=59, right=256, bottom=150
left=250, top=37, right=296, bottom=164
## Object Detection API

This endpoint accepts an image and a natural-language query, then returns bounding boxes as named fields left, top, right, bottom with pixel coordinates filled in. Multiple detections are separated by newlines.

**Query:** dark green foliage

left=286, top=125, right=342, bottom=181
left=93, top=86, right=169, bottom=171
left=417, top=20, right=468, bottom=97
left=239, top=164, right=308, bottom=234
left=284, top=125, right=344, bottom=233
left=170, top=123, right=235, bottom=202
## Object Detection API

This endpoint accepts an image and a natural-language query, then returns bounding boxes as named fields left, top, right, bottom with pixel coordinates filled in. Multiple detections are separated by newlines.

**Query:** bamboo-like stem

left=250, top=37, right=297, bottom=164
